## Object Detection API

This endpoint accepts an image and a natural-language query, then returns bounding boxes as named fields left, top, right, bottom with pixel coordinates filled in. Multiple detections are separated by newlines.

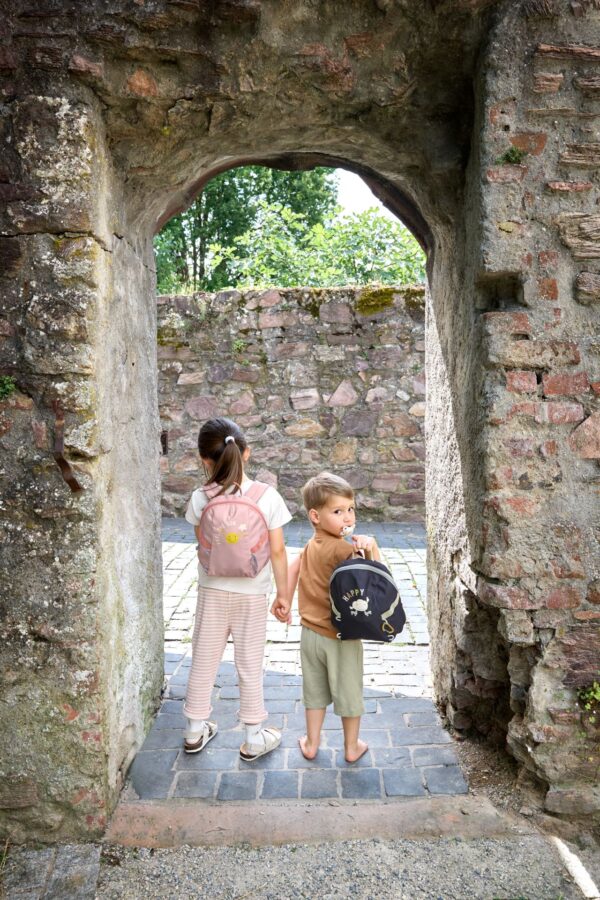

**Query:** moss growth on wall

left=157, top=312, right=190, bottom=347
left=297, top=289, right=326, bottom=318
left=404, top=288, right=426, bottom=314
left=0, top=375, right=16, bottom=400
left=495, top=146, right=527, bottom=165
left=355, top=287, right=396, bottom=316
left=157, top=335, right=188, bottom=348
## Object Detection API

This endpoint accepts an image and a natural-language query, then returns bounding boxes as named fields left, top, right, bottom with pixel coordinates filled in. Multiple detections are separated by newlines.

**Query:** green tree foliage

left=216, top=203, right=426, bottom=288
left=306, top=208, right=426, bottom=286
left=154, top=166, right=337, bottom=293
left=154, top=168, right=427, bottom=293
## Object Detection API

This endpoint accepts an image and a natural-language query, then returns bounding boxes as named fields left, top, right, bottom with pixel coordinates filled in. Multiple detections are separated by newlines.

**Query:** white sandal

left=239, top=726, right=282, bottom=762
left=184, top=721, right=218, bottom=754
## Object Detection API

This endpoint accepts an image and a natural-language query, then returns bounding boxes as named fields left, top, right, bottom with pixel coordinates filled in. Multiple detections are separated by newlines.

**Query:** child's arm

left=271, top=552, right=300, bottom=623
left=268, top=527, right=289, bottom=621
left=352, top=534, right=381, bottom=562
left=287, top=554, right=301, bottom=603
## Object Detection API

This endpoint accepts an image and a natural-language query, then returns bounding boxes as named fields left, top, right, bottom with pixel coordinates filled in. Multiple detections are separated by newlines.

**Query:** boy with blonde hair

left=272, top=472, right=380, bottom=763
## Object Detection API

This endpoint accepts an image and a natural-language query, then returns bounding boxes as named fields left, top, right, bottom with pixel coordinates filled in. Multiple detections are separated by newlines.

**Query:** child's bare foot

left=345, top=739, right=369, bottom=763
left=298, top=735, right=319, bottom=760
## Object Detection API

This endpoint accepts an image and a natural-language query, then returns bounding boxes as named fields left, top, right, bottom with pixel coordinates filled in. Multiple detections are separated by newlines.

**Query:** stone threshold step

left=105, top=794, right=533, bottom=849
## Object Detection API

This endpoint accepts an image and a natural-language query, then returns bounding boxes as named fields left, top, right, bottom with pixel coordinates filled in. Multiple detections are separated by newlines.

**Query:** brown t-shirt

left=298, top=531, right=354, bottom=639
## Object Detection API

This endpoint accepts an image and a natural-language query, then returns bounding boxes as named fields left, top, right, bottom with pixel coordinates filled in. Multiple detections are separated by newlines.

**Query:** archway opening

left=155, top=161, right=428, bottom=522
left=111, top=157, right=510, bottom=809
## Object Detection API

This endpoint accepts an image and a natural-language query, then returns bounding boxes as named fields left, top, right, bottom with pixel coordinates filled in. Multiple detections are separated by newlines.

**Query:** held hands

left=270, top=592, right=292, bottom=624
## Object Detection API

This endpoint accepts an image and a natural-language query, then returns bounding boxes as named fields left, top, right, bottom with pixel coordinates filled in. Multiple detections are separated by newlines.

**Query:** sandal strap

left=185, top=720, right=216, bottom=747
left=240, top=726, right=282, bottom=761
left=248, top=727, right=280, bottom=750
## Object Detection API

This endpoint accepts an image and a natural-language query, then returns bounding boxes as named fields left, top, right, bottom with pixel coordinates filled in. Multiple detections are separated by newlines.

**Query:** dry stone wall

left=158, top=286, right=426, bottom=521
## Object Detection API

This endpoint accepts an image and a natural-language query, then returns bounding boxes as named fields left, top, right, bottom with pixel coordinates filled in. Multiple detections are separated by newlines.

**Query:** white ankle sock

left=186, top=718, right=206, bottom=738
left=245, top=723, right=263, bottom=747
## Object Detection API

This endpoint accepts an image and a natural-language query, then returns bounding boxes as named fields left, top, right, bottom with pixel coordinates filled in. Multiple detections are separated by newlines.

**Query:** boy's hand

left=352, top=534, right=375, bottom=553
left=270, top=593, right=291, bottom=623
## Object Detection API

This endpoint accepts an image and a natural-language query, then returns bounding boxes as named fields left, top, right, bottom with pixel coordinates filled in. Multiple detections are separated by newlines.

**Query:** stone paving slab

left=2, top=844, right=101, bottom=899
left=126, top=663, right=465, bottom=804
left=119, top=520, right=468, bottom=806
left=161, top=518, right=431, bottom=692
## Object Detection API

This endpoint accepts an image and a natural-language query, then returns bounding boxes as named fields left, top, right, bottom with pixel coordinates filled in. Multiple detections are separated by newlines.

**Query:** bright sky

left=335, top=169, right=397, bottom=222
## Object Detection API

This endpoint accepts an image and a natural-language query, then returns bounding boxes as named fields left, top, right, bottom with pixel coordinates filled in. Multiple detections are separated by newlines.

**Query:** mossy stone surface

left=355, top=287, right=397, bottom=316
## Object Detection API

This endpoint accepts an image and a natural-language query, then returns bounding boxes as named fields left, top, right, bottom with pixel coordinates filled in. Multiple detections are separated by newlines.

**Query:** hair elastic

left=224, top=435, right=235, bottom=444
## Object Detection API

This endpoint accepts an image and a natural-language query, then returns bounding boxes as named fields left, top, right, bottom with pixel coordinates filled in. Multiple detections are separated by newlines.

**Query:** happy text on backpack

left=329, top=556, right=406, bottom=642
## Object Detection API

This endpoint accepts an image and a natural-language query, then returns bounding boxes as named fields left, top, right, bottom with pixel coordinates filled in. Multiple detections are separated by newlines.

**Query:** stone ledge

left=104, top=794, right=532, bottom=848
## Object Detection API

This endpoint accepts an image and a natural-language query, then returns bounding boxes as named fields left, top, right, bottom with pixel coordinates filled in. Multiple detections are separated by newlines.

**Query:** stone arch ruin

left=1, top=0, right=599, bottom=839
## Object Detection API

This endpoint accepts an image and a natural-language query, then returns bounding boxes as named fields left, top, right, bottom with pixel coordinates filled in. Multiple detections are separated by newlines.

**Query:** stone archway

left=1, top=0, right=599, bottom=840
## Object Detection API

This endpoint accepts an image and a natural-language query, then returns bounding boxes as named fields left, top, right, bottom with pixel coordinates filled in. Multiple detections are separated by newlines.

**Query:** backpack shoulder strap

left=245, top=481, right=270, bottom=504
left=352, top=547, right=374, bottom=561
left=202, top=482, right=244, bottom=502
left=198, top=484, right=225, bottom=519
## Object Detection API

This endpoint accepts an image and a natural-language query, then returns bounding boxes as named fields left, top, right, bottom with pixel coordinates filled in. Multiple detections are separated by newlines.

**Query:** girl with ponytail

left=183, top=417, right=292, bottom=761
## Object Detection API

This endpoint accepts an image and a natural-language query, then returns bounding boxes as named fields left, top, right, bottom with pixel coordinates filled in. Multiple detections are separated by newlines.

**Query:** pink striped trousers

left=183, top=586, right=269, bottom=725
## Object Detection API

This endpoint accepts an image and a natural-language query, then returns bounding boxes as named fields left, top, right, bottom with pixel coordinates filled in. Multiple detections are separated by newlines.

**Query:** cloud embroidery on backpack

left=350, top=595, right=371, bottom=616
left=197, top=483, right=270, bottom=577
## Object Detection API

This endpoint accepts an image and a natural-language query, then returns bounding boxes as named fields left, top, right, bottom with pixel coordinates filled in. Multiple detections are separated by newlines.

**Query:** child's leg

left=183, top=587, right=230, bottom=727
left=341, top=716, right=368, bottom=763
left=328, top=639, right=368, bottom=762
left=299, top=627, right=332, bottom=758
left=231, top=592, right=282, bottom=760
left=229, top=592, right=269, bottom=746
left=300, top=708, right=326, bottom=759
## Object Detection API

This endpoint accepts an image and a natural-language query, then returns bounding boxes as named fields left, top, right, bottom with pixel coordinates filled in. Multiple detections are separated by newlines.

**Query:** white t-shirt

left=185, top=477, right=292, bottom=596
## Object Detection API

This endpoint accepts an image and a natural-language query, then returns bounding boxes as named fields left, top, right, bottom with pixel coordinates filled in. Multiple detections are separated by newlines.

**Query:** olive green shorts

left=300, top=626, right=364, bottom=717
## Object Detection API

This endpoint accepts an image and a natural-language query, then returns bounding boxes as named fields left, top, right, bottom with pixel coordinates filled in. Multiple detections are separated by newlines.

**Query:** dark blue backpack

left=329, top=556, right=406, bottom=642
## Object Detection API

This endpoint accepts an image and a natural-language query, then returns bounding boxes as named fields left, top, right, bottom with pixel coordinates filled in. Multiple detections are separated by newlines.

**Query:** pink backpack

left=197, top=482, right=271, bottom=577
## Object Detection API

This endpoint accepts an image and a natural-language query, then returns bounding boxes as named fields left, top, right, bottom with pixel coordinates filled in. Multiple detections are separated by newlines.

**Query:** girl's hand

left=270, top=593, right=291, bottom=623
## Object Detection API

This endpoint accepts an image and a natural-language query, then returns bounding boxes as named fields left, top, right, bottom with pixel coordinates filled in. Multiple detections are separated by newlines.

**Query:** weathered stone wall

left=158, top=286, right=426, bottom=521
left=1, top=0, right=599, bottom=840
left=0, top=53, right=163, bottom=841
left=428, top=2, right=600, bottom=818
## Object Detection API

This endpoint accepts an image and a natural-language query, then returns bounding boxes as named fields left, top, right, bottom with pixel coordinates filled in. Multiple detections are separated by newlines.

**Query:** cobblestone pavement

left=124, top=519, right=467, bottom=803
